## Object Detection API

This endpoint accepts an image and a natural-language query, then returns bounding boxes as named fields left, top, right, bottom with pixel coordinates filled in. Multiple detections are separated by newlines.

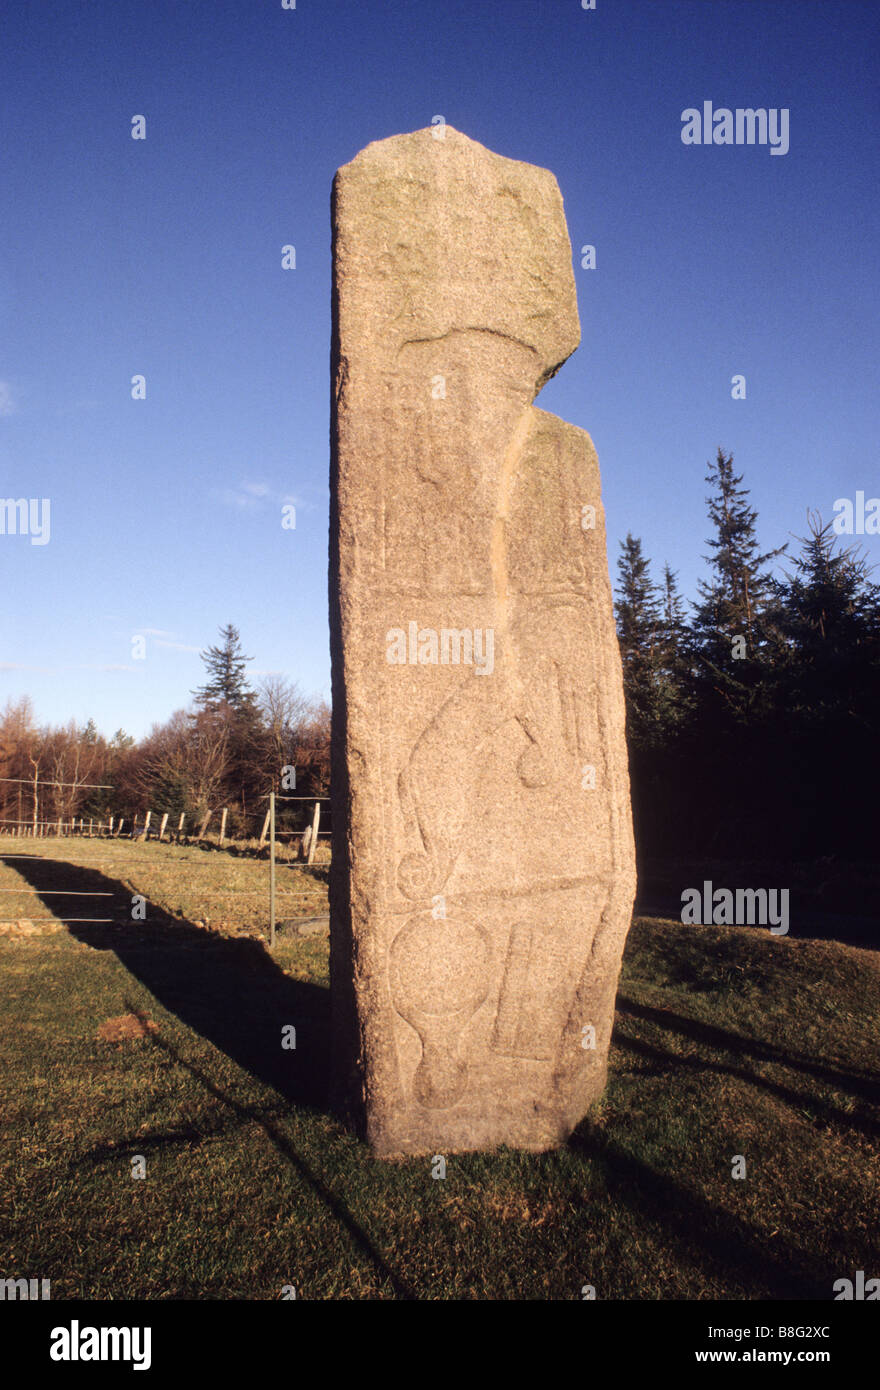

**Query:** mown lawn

left=0, top=839, right=877, bottom=1299
left=0, top=833, right=328, bottom=937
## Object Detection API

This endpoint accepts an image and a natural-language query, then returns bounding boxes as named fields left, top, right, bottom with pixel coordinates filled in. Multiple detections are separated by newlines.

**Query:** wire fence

left=0, top=797, right=330, bottom=844
left=0, top=794, right=331, bottom=947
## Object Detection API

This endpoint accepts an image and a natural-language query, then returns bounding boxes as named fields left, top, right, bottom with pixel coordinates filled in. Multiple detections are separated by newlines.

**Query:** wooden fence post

left=218, top=807, right=227, bottom=848
left=307, top=800, right=321, bottom=866
left=259, top=807, right=271, bottom=847
left=177, top=813, right=185, bottom=842
left=269, top=792, right=276, bottom=949
left=159, top=812, right=169, bottom=841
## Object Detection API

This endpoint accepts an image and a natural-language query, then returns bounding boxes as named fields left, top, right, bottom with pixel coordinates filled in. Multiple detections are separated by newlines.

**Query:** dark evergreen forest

left=615, top=449, right=879, bottom=866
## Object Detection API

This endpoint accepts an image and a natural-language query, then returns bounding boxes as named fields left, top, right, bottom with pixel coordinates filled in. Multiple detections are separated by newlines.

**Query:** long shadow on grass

left=5, top=851, right=417, bottom=1297
left=139, top=1026, right=416, bottom=1299
left=3, top=852, right=328, bottom=1107
left=3, top=850, right=330, bottom=1100
left=568, top=990, right=880, bottom=1297
left=566, top=1125, right=830, bottom=1299
left=617, top=997, right=880, bottom=1138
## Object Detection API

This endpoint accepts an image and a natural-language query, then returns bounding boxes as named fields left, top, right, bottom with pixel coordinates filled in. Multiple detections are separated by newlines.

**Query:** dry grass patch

left=97, top=1013, right=159, bottom=1043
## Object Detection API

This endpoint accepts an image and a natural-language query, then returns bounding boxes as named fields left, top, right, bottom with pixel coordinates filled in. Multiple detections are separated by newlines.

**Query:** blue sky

left=1, top=0, right=877, bottom=739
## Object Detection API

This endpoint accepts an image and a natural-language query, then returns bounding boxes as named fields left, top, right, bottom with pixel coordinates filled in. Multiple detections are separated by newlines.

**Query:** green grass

left=0, top=838, right=877, bottom=1299
left=0, top=834, right=328, bottom=936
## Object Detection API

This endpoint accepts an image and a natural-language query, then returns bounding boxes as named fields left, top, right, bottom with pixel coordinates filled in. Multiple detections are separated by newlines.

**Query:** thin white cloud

left=214, top=485, right=265, bottom=511
left=129, top=628, right=200, bottom=652
left=155, top=640, right=201, bottom=653
left=214, top=481, right=309, bottom=512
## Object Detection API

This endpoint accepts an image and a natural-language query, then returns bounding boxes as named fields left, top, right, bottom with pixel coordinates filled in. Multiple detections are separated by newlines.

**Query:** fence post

left=259, top=808, right=270, bottom=847
left=218, top=807, right=227, bottom=848
left=159, top=812, right=169, bottom=842
left=269, top=791, right=276, bottom=949
left=178, top=813, right=185, bottom=842
left=117, top=818, right=124, bottom=837
left=143, top=810, right=151, bottom=839
left=307, top=800, right=321, bottom=866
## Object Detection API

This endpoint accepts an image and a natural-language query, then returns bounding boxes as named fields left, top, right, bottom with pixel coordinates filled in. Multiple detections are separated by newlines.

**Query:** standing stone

left=329, top=127, right=636, bottom=1157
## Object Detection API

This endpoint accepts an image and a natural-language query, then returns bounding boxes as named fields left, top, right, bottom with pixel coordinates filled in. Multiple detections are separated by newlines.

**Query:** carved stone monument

left=329, top=127, right=636, bottom=1157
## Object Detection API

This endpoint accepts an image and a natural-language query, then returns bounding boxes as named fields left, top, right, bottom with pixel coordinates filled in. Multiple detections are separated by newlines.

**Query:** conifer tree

left=192, top=624, right=263, bottom=823
left=655, top=564, right=693, bottom=735
left=693, top=448, right=783, bottom=652
left=774, top=513, right=879, bottom=725
left=692, top=448, right=784, bottom=721
left=614, top=534, right=663, bottom=748
left=193, top=624, right=257, bottom=712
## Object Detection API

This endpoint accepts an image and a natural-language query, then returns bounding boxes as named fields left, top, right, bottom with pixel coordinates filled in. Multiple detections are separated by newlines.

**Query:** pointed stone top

left=333, top=126, right=580, bottom=393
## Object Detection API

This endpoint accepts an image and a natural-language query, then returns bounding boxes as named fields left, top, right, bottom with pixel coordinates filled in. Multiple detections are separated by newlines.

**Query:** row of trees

left=615, top=448, right=880, bottom=860
left=0, top=703, right=132, bottom=832
left=0, top=627, right=330, bottom=839
left=5, top=453, right=875, bottom=863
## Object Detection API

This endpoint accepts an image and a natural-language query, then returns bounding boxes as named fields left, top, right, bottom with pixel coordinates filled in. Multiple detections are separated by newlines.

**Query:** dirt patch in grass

left=0, top=919, right=65, bottom=937
left=0, top=868, right=876, bottom=1299
left=97, top=1013, right=159, bottom=1042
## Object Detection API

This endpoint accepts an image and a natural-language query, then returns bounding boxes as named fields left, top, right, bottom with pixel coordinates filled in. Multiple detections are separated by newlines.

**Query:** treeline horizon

left=616, top=447, right=879, bottom=864
left=0, top=625, right=330, bottom=839
left=3, top=448, right=878, bottom=862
